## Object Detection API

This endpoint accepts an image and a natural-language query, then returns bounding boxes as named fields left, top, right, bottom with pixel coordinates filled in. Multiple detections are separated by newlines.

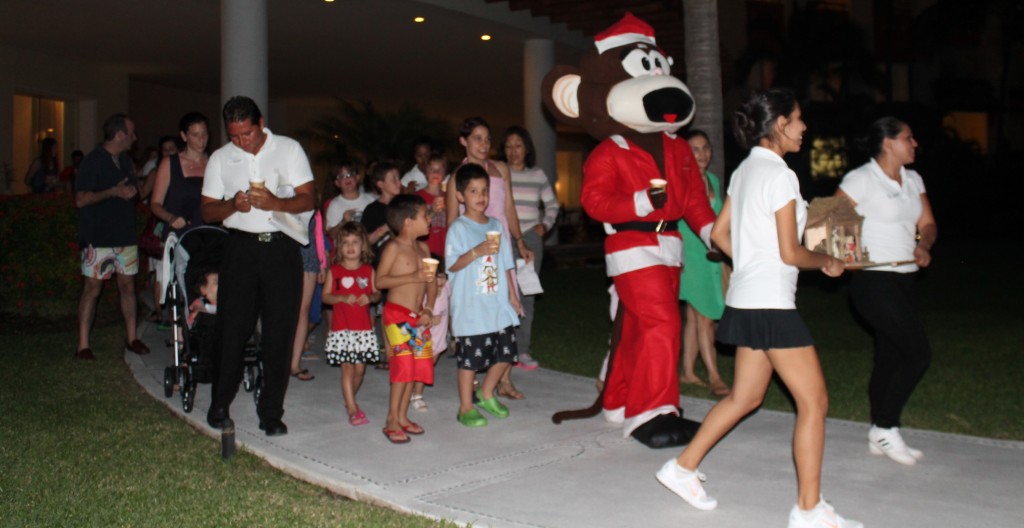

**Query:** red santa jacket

left=581, top=133, right=716, bottom=277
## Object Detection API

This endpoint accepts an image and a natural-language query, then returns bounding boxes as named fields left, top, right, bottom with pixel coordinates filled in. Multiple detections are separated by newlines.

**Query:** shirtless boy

left=375, top=194, right=438, bottom=443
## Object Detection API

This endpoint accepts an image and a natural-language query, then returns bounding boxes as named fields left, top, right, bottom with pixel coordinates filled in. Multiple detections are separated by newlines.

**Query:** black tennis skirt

left=716, top=307, right=814, bottom=350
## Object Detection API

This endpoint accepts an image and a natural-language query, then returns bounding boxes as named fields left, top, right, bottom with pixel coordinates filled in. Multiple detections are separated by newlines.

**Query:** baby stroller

left=160, top=225, right=262, bottom=412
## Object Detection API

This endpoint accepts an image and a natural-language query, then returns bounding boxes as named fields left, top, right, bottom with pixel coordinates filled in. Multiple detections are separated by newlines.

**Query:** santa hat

left=594, top=12, right=657, bottom=54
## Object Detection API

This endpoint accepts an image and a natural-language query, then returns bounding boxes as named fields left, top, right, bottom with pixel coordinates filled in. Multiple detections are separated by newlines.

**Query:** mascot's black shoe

left=631, top=414, right=701, bottom=449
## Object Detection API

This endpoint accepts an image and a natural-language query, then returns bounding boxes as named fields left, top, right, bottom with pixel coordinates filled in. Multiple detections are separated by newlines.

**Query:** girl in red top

left=414, top=153, right=449, bottom=261
left=323, top=222, right=381, bottom=426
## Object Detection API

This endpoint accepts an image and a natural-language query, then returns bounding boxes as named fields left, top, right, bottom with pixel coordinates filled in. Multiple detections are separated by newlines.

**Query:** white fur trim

left=605, top=236, right=683, bottom=277
left=699, top=223, right=713, bottom=249
left=634, top=189, right=654, bottom=217
left=604, top=407, right=625, bottom=424
left=623, top=405, right=679, bottom=437
left=610, top=135, right=629, bottom=149
left=596, top=32, right=656, bottom=54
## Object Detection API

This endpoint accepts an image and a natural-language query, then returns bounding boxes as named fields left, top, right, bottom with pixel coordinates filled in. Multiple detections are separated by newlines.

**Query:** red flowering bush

left=0, top=193, right=148, bottom=317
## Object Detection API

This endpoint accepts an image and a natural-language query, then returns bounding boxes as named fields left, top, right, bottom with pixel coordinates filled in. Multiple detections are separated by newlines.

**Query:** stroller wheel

left=243, top=365, right=255, bottom=392
left=253, top=373, right=263, bottom=406
left=163, top=367, right=175, bottom=398
left=182, top=383, right=195, bottom=413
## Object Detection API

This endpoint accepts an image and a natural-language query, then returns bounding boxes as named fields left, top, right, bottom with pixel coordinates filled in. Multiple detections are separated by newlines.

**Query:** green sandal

left=457, top=408, right=488, bottom=428
left=475, top=390, right=509, bottom=419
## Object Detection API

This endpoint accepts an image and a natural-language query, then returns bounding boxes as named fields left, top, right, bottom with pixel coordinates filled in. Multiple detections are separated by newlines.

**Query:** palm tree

left=682, top=0, right=726, bottom=189
left=300, top=99, right=454, bottom=167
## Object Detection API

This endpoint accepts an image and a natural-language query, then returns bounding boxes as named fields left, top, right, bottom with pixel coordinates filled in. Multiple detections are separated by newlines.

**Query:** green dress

left=678, top=172, right=725, bottom=319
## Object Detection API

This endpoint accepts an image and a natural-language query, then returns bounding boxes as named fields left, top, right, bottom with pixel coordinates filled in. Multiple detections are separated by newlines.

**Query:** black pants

left=211, top=233, right=302, bottom=422
left=849, top=271, right=931, bottom=428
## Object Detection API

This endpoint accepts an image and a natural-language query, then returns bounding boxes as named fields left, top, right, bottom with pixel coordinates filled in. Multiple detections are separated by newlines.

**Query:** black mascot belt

left=611, top=221, right=679, bottom=233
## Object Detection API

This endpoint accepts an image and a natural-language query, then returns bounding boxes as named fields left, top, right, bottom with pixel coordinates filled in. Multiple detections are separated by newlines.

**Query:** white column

left=221, top=0, right=268, bottom=136
left=523, top=39, right=556, bottom=188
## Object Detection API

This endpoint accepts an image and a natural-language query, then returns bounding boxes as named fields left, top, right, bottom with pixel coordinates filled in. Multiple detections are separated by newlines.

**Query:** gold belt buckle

left=655, top=220, right=666, bottom=233
left=257, top=232, right=272, bottom=243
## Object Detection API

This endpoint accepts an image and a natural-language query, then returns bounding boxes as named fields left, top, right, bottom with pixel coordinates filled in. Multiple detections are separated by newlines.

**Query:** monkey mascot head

left=543, top=12, right=694, bottom=144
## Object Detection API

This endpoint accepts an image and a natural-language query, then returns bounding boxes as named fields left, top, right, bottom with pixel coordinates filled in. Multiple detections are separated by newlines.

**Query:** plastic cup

left=421, top=258, right=439, bottom=274
left=249, top=178, right=265, bottom=190
left=486, top=230, right=501, bottom=246
left=650, top=178, right=667, bottom=190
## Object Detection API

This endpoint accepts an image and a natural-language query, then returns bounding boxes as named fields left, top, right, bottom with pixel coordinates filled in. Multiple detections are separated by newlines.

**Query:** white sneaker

left=868, top=426, right=921, bottom=465
left=788, top=498, right=863, bottom=528
left=655, top=459, right=717, bottom=511
left=410, top=394, right=428, bottom=411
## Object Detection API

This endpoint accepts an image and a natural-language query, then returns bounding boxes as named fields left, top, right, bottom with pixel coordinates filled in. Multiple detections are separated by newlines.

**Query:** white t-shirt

left=201, top=129, right=314, bottom=233
left=325, top=192, right=376, bottom=228
left=725, top=147, right=807, bottom=309
left=400, top=165, right=427, bottom=192
left=840, top=159, right=925, bottom=273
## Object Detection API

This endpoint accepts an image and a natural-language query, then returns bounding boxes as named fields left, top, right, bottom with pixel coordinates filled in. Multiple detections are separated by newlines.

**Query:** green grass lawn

left=0, top=327, right=456, bottom=527
left=533, top=239, right=1024, bottom=441
left=1, top=239, right=1018, bottom=526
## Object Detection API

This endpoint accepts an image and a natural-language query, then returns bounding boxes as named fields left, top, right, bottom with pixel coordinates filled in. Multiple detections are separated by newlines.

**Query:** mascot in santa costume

left=543, top=13, right=717, bottom=448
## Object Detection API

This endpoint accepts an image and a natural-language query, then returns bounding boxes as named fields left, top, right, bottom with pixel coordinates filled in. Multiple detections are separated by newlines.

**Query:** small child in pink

left=322, top=222, right=381, bottom=426
left=410, top=274, right=450, bottom=411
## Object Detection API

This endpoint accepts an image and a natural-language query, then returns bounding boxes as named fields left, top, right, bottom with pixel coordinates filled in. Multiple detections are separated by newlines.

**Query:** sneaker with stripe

left=655, top=459, right=717, bottom=511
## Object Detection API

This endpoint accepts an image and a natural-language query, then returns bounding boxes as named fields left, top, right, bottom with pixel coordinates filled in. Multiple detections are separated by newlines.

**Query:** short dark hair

left=684, top=128, right=710, bottom=143
left=368, top=160, right=399, bottom=193
left=191, top=269, right=217, bottom=299
left=426, top=153, right=447, bottom=168
left=459, top=117, right=490, bottom=139
left=498, top=126, right=537, bottom=168
left=386, top=194, right=426, bottom=233
left=732, top=88, right=797, bottom=151
left=179, top=111, right=210, bottom=136
left=455, top=163, right=488, bottom=193
left=222, top=96, right=262, bottom=126
left=412, top=136, right=433, bottom=152
left=102, top=114, right=130, bottom=141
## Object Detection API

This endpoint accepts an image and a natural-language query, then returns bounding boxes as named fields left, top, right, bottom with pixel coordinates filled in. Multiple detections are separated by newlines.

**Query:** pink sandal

left=348, top=410, right=369, bottom=426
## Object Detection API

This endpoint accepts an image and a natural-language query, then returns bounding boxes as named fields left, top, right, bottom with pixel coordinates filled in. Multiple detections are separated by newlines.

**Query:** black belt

left=229, top=229, right=286, bottom=242
left=611, top=221, right=678, bottom=233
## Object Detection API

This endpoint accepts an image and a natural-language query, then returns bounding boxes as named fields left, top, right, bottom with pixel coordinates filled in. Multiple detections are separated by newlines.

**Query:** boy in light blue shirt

left=446, top=164, right=521, bottom=427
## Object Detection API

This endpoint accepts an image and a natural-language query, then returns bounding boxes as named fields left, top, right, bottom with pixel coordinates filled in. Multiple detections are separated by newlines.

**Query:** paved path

left=128, top=322, right=1024, bottom=527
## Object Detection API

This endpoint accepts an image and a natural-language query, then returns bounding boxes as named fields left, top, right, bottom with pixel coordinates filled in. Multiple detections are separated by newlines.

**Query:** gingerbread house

left=803, top=196, right=871, bottom=265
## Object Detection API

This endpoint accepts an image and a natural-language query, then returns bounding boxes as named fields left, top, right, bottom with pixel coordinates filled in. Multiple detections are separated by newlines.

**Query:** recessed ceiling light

left=480, top=34, right=492, bottom=41
left=414, top=16, right=425, bottom=23
left=324, top=0, right=334, bottom=3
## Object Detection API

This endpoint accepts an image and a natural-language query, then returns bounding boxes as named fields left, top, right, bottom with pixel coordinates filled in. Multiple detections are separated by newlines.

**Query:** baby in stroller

left=188, top=268, right=219, bottom=384
left=189, top=269, right=218, bottom=325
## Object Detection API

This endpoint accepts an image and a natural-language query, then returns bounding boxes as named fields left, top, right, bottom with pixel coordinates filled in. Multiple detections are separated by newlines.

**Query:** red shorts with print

left=383, top=302, right=434, bottom=384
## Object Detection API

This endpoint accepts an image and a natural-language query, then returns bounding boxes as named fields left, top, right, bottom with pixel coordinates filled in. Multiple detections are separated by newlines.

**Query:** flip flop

left=401, top=422, right=424, bottom=435
left=291, top=369, right=314, bottom=381
left=382, top=427, right=410, bottom=444
left=348, top=410, right=369, bottom=426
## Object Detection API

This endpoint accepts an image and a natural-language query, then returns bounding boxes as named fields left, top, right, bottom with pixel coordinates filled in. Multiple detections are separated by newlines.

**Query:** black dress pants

left=849, top=270, right=931, bottom=428
left=211, top=232, right=301, bottom=422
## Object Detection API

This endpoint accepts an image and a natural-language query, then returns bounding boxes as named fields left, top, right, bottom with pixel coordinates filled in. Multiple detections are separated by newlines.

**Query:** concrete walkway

left=128, top=321, right=1024, bottom=527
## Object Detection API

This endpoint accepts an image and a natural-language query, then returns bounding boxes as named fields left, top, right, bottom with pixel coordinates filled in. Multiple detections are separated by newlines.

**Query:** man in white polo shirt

left=200, top=96, right=315, bottom=437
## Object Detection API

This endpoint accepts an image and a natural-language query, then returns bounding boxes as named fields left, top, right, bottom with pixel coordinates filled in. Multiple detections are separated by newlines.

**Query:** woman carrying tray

left=836, top=116, right=937, bottom=466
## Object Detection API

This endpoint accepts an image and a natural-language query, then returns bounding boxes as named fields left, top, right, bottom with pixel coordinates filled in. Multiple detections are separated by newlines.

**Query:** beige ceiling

left=0, top=0, right=613, bottom=115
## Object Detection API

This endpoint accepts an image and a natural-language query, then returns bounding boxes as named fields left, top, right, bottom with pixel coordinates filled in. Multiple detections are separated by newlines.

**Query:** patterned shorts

left=325, top=330, right=380, bottom=366
left=81, top=245, right=139, bottom=279
left=454, top=325, right=518, bottom=371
